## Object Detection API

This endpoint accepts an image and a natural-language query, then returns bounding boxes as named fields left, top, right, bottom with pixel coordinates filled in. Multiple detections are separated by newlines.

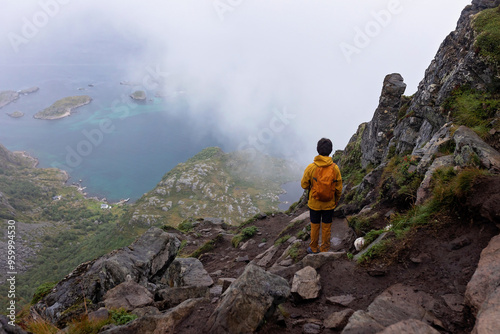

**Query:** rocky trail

left=172, top=205, right=499, bottom=334
left=19, top=200, right=498, bottom=334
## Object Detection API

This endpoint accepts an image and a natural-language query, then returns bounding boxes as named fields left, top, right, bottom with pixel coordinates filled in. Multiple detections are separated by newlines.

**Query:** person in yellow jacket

left=301, top=138, right=342, bottom=253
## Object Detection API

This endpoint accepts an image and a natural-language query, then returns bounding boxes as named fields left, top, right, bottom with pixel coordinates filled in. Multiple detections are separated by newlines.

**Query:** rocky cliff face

left=361, top=73, right=407, bottom=168
left=392, top=0, right=500, bottom=155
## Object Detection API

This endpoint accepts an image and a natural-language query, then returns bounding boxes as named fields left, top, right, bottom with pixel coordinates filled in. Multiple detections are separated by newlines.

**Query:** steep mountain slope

left=0, top=145, right=300, bottom=313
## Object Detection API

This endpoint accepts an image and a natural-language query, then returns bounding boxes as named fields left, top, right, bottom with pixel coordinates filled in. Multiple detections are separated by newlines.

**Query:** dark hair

left=317, top=138, right=332, bottom=156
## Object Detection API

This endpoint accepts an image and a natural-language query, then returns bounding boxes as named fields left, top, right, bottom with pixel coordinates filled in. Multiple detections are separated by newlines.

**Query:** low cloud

left=0, top=0, right=472, bottom=165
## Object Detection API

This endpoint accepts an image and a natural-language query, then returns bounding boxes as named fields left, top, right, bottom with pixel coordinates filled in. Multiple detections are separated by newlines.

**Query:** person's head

left=317, top=138, right=332, bottom=156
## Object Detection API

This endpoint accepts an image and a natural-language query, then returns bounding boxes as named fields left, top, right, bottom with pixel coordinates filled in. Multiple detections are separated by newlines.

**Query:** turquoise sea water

left=0, top=64, right=223, bottom=202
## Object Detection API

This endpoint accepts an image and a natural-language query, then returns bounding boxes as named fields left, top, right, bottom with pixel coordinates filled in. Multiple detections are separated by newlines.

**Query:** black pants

left=309, top=208, right=334, bottom=224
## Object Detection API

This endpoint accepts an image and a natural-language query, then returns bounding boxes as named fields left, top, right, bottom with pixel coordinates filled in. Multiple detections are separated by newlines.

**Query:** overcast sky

left=0, top=0, right=472, bottom=163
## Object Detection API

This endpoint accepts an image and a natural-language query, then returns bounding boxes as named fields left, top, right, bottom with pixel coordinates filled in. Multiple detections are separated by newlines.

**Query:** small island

left=0, top=87, right=39, bottom=108
left=34, top=95, right=92, bottom=120
left=7, top=111, right=24, bottom=118
left=0, top=91, right=20, bottom=108
left=19, top=86, right=39, bottom=95
left=130, top=90, right=146, bottom=100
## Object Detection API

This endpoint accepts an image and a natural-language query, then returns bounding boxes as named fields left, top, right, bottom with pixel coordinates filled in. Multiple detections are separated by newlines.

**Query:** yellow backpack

left=311, top=164, right=337, bottom=202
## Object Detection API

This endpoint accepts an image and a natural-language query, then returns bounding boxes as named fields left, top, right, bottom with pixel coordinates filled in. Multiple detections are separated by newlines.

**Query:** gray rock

left=326, top=295, right=355, bottom=307
left=217, top=278, right=236, bottom=293
left=342, top=310, right=385, bottom=334
left=207, top=264, right=290, bottom=334
left=131, top=306, right=161, bottom=318
left=453, top=126, right=500, bottom=172
left=441, top=294, right=464, bottom=313
left=342, top=284, right=440, bottom=333
left=210, top=285, right=223, bottom=298
left=156, top=286, right=209, bottom=310
left=32, top=227, right=180, bottom=327
left=361, top=74, right=407, bottom=168
left=101, top=298, right=204, bottom=334
left=301, top=251, right=345, bottom=269
left=324, top=308, right=355, bottom=330
left=254, top=245, right=280, bottom=267
left=465, top=234, right=500, bottom=314
left=290, top=210, right=310, bottom=223
left=164, top=257, right=213, bottom=288
left=103, top=281, right=154, bottom=311
left=416, top=155, right=455, bottom=205
left=303, top=322, right=322, bottom=334
left=291, top=266, right=321, bottom=300
left=471, top=286, right=500, bottom=334
left=415, top=122, right=453, bottom=173
left=88, top=307, right=109, bottom=322
left=378, top=319, right=440, bottom=334
left=235, top=255, right=249, bottom=262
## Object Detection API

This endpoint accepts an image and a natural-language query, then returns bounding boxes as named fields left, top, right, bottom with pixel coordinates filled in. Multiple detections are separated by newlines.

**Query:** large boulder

left=101, top=298, right=204, bottom=334
left=32, top=227, right=180, bottom=326
left=342, top=284, right=441, bottom=333
left=378, top=319, right=440, bottom=334
left=471, top=286, right=500, bottom=334
left=207, top=264, right=290, bottom=334
left=164, top=257, right=213, bottom=288
left=103, top=281, right=154, bottom=311
left=465, top=234, right=500, bottom=314
left=416, top=155, right=455, bottom=205
left=453, top=126, right=500, bottom=172
left=156, top=286, right=209, bottom=310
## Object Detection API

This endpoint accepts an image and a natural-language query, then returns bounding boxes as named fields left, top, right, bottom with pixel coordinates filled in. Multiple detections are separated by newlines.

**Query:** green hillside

left=130, top=147, right=302, bottom=226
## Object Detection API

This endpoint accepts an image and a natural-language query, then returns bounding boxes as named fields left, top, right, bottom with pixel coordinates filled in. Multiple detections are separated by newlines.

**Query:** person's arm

left=301, top=164, right=313, bottom=190
left=334, top=165, right=343, bottom=206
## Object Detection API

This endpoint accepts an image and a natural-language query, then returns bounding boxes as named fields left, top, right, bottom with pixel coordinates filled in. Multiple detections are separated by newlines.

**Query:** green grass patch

left=286, top=242, right=301, bottom=262
left=364, top=229, right=385, bottom=245
left=473, top=5, right=500, bottom=67
left=189, top=234, right=223, bottom=258
left=442, top=86, right=500, bottom=139
left=357, top=240, right=390, bottom=265
left=109, top=308, right=138, bottom=325
left=31, top=282, right=57, bottom=305
left=359, top=167, right=489, bottom=264
left=177, top=219, right=195, bottom=232
left=275, top=234, right=291, bottom=246
left=231, top=226, right=259, bottom=248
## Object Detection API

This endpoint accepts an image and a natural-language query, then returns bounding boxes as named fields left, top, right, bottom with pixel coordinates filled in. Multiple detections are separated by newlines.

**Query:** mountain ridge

left=2, top=1, right=500, bottom=333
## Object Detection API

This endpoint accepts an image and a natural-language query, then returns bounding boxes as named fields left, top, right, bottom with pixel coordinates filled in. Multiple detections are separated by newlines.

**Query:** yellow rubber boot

left=309, top=223, right=320, bottom=253
left=320, top=223, right=332, bottom=252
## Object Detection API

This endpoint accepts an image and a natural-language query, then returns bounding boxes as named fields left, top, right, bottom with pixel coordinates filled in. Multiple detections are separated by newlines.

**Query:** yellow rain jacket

left=301, top=155, right=342, bottom=211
